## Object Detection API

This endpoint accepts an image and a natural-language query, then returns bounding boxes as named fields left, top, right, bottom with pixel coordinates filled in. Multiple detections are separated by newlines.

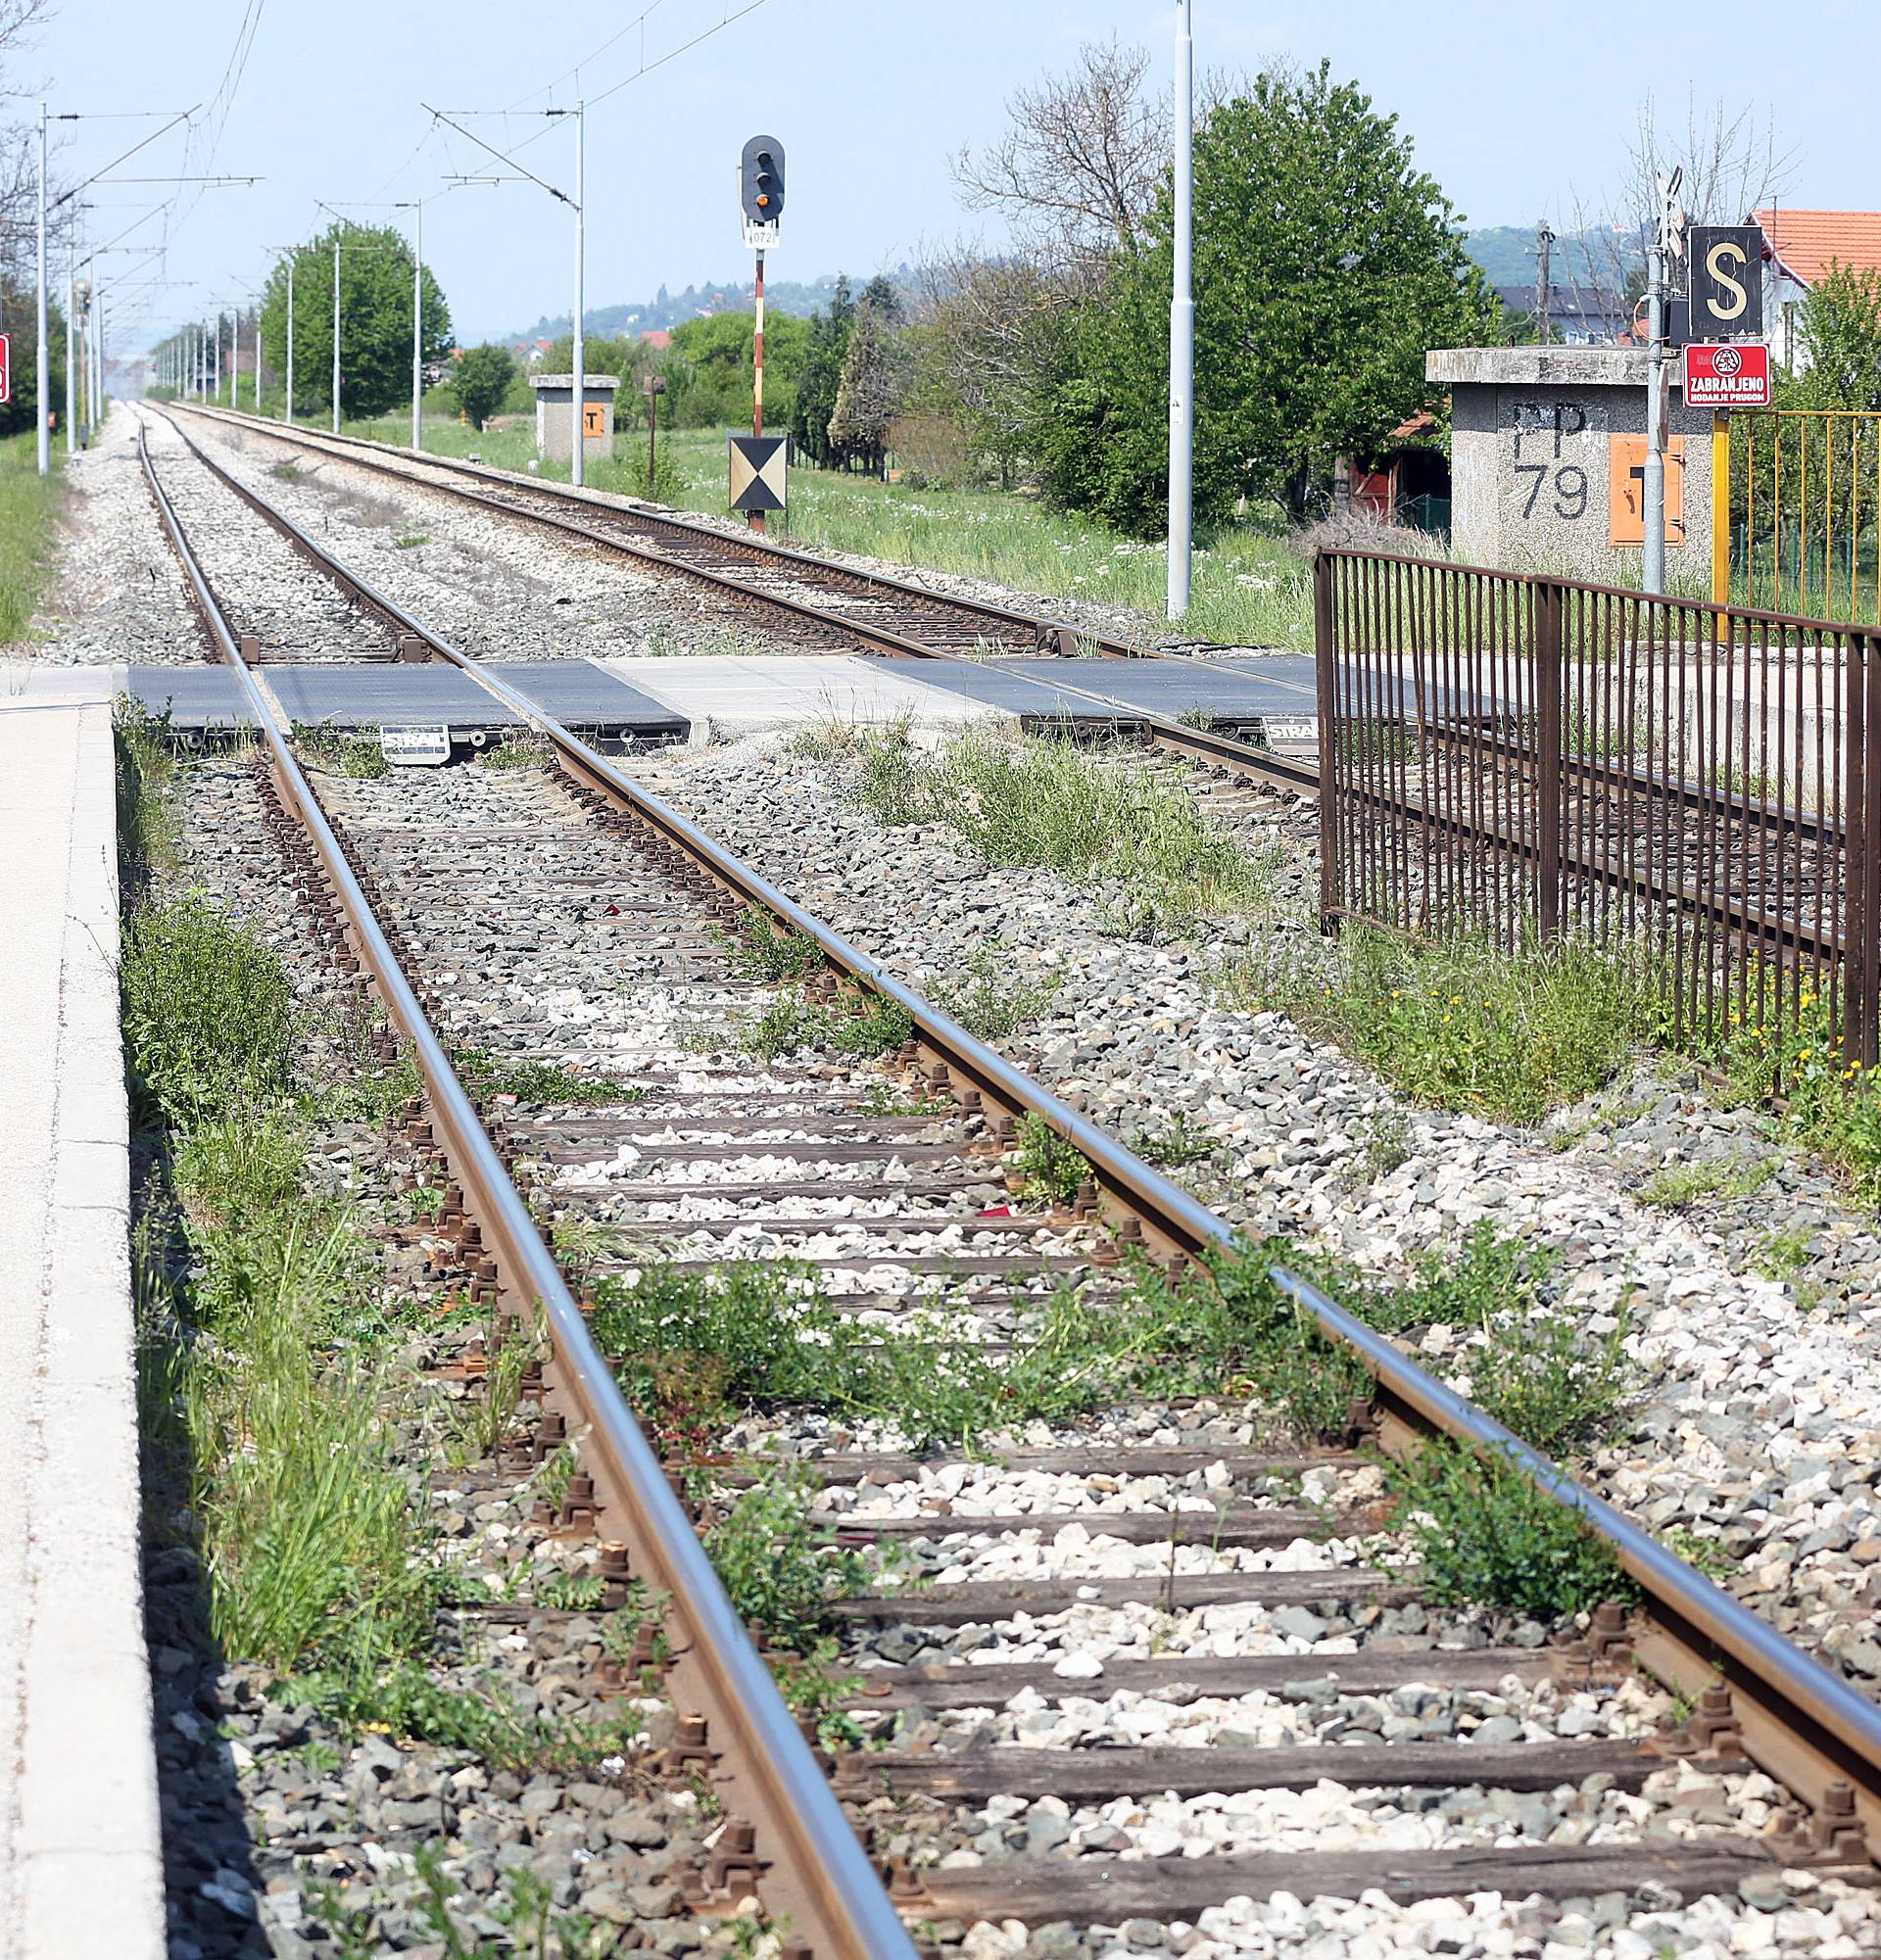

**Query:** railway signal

left=739, top=134, right=784, bottom=247
left=737, top=135, right=786, bottom=532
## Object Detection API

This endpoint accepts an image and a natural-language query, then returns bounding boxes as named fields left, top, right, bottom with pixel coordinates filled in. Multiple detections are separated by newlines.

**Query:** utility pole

left=1166, top=0, right=1193, bottom=619
left=1642, top=167, right=1683, bottom=598
left=410, top=199, right=422, bottom=450
left=35, top=102, right=48, bottom=474
left=282, top=254, right=295, bottom=424
left=571, top=99, right=585, bottom=488
left=64, top=230, right=78, bottom=455
left=331, top=231, right=341, bottom=433
left=1534, top=221, right=1554, bottom=347
left=253, top=304, right=261, bottom=410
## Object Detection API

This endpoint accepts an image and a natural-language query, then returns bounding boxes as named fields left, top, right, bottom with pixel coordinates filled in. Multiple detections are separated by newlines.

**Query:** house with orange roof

left=1754, top=209, right=1881, bottom=368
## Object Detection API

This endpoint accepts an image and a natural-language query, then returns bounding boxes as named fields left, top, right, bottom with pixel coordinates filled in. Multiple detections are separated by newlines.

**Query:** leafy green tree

left=0, top=284, right=67, bottom=439
left=1030, top=61, right=1501, bottom=532
left=1788, top=263, right=1881, bottom=410
left=664, top=310, right=808, bottom=428
left=791, top=275, right=853, bottom=467
left=451, top=344, right=516, bottom=431
left=260, top=223, right=452, bottom=421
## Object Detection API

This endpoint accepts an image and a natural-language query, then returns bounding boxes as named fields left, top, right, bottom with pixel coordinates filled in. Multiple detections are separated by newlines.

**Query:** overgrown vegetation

left=453, top=1045, right=647, bottom=1107
left=1383, top=1443, right=1634, bottom=1621
left=1228, top=927, right=1655, bottom=1125
left=1682, top=987, right=1881, bottom=1209
left=125, top=901, right=433, bottom=1686
left=847, top=726, right=1269, bottom=936
left=293, top=721, right=391, bottom=778
left=0, top=426, right=66, bottom=642
left=121, top=895, right=296, bottom=1126
left=1010, top=1113, right=1089, bottom=1207
left=929, top=942, right=1063, bottom=1041
left=740, top=988, right=913, bottom=1063
left=702, top=1465, right=874, bottom=1649
left=115, top=702, right=183, bottom=893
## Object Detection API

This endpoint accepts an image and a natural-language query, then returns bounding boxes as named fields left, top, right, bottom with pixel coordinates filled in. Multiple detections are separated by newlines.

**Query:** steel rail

left=137, top=415, right=922, bottom=1960
left=159, top=403, right=1320, bottom=795
left=171, top=399, right=1152, bottom=656
left=140, top=410, right=1881, bottom=1863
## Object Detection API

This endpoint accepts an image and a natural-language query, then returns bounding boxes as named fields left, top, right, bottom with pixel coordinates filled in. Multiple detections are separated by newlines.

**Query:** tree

left=1030, top=61, right=1501, bottom=532
left=664, top=310, right=808, bottom=428
left=827, top=286, right=906, bottom=474
left=452, top=344, right=515, bottom=431
left=791, top=275, right=854, bottom=468
left=260, top=223, right=452, bottom=421
left=1787, top=265, right=1881, bottom=410
left=952, top=37, right=1166, bottom=271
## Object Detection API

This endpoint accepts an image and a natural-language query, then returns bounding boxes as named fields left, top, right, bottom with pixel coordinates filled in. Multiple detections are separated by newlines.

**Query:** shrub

left=1384, top=1442, right=1634, bottom=1620
left=1287, top=928, right=1652, bottom=1124
left=121, top=897, right=295, bottom=1126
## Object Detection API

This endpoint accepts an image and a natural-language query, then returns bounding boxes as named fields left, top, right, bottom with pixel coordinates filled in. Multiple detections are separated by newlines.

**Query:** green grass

left=121, top=895, right=296, bottom=1126
left=928, top=942, right=1063, bottom=1041
left=847, top=726, right=1271, bottom=937
left=334, top=413, right=1316, bottom=649
left=453, top=1045, right=647, bottom=1107
left=476, top=733, right=555, bottom=770
left=1638, top=1157, right=1771, bottom=1212
left=1228, top=927, right=1654, bottom=1126
left=1682, top=988, right=1881, bottom=1210
left=740, top=988, right=913, bottom=1063
left=114, top=701, right=183, bottom=894
left=1010, top=1114, right=1089, bottom=1207
left=702, top=1463, right=874, bottom=1649
left=293, top=722, right=390, bottom=778
left=1383, top=1442, right=1634, bottom=1622
left=0, top=427, right=66, bottom=644
left=124, top=892, right=437, bottom=1692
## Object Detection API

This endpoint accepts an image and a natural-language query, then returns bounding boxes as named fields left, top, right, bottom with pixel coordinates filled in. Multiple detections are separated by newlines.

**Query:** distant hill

left=1464, top=225, right=1643, bottom=289
left=508, top=271, right=876, bottom=345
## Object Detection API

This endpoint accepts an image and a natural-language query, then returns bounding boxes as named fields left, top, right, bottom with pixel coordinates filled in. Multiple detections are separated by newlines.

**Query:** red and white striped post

left=749, top=249, right=765, bottom=533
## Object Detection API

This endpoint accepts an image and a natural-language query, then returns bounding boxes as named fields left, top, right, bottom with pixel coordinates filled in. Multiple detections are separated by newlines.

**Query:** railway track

left=131, top=405, right=1881, bottom=1956
left=160, top=400, right=1324, bottom=796
left=166, top=400, right=1845, bottom=980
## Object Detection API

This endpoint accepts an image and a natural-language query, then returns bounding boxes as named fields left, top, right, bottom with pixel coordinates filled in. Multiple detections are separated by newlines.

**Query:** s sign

left=1688, top=226, right=1765, bottom=339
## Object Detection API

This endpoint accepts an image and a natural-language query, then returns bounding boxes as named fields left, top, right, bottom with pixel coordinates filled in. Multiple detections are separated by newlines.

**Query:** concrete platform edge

left=14, top=703, right=164, bottom=1959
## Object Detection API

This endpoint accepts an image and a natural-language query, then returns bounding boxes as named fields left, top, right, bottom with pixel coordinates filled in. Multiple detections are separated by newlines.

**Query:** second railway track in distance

left=161, top=399, right=1324, bottom=797
left=130, top=406, right=1881, bottom=1959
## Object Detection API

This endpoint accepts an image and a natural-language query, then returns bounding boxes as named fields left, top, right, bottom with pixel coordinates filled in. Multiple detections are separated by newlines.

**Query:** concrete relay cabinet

left=1427, top=347, right=1713, bottom=583
left=529, top=373, right=619, bottom=465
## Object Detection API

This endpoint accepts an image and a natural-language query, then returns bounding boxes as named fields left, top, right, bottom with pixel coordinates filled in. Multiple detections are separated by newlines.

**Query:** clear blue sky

left=41, top=0, right=1880, bottom=351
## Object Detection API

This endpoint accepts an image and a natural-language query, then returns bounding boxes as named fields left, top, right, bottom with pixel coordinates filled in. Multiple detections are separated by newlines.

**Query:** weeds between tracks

left=833, top=723, right=1273, bottom=938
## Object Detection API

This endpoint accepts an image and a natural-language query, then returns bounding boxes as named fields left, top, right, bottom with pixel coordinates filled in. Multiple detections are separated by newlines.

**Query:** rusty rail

left=138, top=415, right=923, bottom=1960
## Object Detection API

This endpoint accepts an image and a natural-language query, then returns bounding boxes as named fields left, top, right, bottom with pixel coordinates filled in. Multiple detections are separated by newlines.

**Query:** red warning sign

left=1682, top=341, right=1770, bottom=408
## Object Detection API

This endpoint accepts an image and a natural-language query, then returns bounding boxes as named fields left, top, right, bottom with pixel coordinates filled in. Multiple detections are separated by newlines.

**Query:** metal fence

left=1314, top=548, right=1881, bottom=1068
left=1725, top=408, right=1881, bottom=627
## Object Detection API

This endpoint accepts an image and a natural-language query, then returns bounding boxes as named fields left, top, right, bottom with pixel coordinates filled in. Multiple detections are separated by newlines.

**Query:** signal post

left=732, top=135, right=787, bottom=534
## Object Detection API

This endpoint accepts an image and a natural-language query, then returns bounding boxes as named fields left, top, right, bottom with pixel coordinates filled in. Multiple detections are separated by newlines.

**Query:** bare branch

left=950, top=36, right=1167, bottom=265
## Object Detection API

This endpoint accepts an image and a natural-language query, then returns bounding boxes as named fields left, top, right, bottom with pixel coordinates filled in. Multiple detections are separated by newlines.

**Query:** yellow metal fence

left=1715, top=408, right=1881, bottom=626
